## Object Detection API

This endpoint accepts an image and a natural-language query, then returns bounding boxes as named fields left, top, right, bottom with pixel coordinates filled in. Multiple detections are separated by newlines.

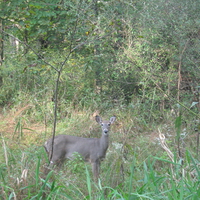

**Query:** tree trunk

left=0, top=19, right=4, bottom=86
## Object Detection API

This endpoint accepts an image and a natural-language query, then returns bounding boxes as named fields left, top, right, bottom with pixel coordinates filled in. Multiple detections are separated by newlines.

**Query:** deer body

left=44, top=115, right=116, bottom=180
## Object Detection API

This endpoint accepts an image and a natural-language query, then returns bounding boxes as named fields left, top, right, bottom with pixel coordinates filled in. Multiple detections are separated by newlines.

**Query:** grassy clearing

left=0, top=105, right=199, bottom=199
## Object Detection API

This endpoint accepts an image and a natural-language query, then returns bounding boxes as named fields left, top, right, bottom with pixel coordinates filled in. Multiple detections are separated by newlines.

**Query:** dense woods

left=0, top=0, right=199, bottom=199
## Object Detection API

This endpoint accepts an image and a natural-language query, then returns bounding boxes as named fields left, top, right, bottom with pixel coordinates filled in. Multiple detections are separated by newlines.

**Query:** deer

left=44, top=115, right=116, bottom=180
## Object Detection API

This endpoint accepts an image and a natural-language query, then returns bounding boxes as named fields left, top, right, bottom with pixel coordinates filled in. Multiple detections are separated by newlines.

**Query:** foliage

left=0, top=0, right=200, bottom=199
left=1, top=0, right=199, bottom=118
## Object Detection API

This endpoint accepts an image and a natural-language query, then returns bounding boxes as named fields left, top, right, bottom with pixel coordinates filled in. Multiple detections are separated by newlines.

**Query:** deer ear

left=110, top=116, right=116, bottom=124
left=95, top=115, right=102, bottom=124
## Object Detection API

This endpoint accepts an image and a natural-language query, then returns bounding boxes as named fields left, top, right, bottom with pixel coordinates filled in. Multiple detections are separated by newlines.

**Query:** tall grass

left=0, top=106, right=199, bottom=199
left=0, top=143, right=199, bottom=199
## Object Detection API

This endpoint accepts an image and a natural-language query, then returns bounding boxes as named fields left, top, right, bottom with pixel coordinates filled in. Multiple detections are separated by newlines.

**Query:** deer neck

left=100, top=132, right=109, bottom=150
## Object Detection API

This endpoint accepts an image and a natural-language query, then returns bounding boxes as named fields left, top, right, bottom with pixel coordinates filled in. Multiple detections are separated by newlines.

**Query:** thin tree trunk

left=0, top=19, right=4, bottom=86
left=177, top=40, right=189, bottom=115
left=93, top=0, right=102, bottom=93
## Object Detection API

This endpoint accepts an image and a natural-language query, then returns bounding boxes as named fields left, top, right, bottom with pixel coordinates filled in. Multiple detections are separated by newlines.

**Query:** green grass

left=0, top=107, right=199, bottom=199
left=0, top=145, right=199, bottom=199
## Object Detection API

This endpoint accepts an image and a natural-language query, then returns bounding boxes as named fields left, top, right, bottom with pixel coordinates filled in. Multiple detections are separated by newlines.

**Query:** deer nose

left=104, top=129, right=108, bottom=134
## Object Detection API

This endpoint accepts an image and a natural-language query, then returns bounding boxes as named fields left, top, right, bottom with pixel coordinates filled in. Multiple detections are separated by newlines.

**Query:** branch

left=2, top=31, right=59, bottom=72
left=49, top=0, right=85, bottom=163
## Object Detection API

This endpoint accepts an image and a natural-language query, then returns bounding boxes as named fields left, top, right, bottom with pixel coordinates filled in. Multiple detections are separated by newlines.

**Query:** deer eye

left=101, top=123, right=104, bottom=126
left=108, top=123, right=111, bottom=126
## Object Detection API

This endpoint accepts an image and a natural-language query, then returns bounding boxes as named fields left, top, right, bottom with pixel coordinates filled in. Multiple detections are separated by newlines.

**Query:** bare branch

left=2, top=31, right=59, bottom=72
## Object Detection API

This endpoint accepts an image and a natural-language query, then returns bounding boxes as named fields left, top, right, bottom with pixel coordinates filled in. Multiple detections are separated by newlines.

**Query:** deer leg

left=92, top=160, right=100, bottom=181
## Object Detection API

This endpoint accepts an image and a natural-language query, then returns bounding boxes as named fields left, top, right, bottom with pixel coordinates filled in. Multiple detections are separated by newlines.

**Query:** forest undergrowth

left=0, top=0, right=200, bottom=199
left=0, top=102, right=199, bottom=200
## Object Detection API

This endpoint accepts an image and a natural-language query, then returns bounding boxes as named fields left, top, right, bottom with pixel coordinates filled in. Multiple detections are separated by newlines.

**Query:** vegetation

left=0, top=0, right=199, bottom=199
